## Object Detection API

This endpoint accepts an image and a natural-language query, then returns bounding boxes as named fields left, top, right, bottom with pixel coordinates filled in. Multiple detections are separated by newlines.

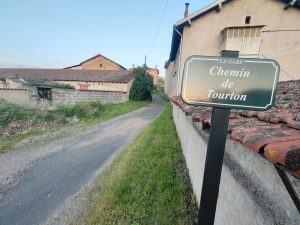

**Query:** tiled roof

left=170, top=80, right=300, bottom=178
left=0, top=69, right=134, bottom=83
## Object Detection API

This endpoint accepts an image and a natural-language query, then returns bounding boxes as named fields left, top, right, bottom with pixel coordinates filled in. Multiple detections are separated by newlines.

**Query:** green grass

left=0, top=99, right=150, bottom=153
left=74, top=103, right=197, bottom=224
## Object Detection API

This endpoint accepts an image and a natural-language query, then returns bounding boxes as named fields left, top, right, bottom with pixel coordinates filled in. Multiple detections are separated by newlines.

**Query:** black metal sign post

left=180, top=50, right=280, bottom=224
left=197, top=50, right=238, bottom=224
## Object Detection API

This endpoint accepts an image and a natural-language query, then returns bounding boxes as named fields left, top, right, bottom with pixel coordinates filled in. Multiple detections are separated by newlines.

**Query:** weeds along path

left=0, top=96, right=166, bottom=225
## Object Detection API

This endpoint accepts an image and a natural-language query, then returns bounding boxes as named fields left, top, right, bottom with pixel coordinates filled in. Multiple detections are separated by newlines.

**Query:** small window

left=245, top=16, right=251, bottom=24
left=100, top=64, right=102, bottom=68
left=221, top=26, right=263, bottom=55
left=37, top=87, right=52, bottom=101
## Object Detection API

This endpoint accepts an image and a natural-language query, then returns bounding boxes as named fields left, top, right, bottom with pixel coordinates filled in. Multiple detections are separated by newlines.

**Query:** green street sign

left=181, top=55, right=280, bottom=110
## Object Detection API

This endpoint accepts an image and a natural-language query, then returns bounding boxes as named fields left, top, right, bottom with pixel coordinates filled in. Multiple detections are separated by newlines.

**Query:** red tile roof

left=170, top=80, right=300, bottom=178
left=0, top=69, right=134, bottom=83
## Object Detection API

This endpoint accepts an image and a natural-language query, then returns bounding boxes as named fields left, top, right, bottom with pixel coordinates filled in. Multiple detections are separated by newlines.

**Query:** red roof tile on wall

left=169, top=80, right=300, bottom=178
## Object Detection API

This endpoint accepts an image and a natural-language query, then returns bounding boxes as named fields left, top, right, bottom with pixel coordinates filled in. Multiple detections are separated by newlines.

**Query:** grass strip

left=74, top=103, right=197, bottom=224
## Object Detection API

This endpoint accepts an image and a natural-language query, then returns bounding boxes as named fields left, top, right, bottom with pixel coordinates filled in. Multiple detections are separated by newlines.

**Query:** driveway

left=0, top=96, right=166, bottom=225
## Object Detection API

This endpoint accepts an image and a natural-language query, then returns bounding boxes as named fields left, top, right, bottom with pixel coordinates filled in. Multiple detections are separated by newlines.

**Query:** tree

left=129, top=66, right=154, bottom=101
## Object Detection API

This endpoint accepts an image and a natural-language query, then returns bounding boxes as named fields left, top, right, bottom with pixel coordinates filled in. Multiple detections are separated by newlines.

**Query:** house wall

left=171, top=102, right=300, bottom=225
left=6, top=78, right=24, bottom=89
left=56, top=80, right=131, bottom=92
left=166, top=0, right=300, bottom=95
left=82, top=55, right=123, bottom=70
left=165, top=47, right=181, bottom=96
left=0, top=89, right=29, bottom=107
left=146, top=68, right=159, bottom=85
left=0, top=80, right=6, bottom=88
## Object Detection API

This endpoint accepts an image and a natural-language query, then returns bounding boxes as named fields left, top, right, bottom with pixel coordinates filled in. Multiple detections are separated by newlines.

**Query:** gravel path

left=0, top=96, right=165, bottom=225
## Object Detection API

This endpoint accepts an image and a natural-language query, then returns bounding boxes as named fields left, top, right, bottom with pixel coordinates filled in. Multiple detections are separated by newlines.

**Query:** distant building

left=65, top=54, right=127, bottom=71
left=146, top=66, right=159, bottom=86
left=165, top=0, right=300, bottom=96
left=130, top=64, right=159, bottom=86
left=0, top=69, right=134, bottom=107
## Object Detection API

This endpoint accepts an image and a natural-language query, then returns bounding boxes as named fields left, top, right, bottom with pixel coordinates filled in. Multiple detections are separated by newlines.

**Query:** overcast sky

left=0, top=0, right=213, bottom=76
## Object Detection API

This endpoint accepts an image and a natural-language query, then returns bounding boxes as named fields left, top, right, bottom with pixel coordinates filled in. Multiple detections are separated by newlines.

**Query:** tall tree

left=129, top=66, right=154, bottom=101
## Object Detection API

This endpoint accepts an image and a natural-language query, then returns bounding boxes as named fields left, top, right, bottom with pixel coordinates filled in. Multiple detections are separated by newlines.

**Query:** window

left=100, top=64, right=102, bottom=68
left=37, top=87, right=52, bottom=101
left=245, top=16, right=251, bottom=24
left=221, top=26, right=263, bottom=55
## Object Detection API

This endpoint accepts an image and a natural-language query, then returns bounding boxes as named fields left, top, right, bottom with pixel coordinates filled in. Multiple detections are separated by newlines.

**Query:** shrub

left=129, top=66, right=154, bottom=101
left=74, top=104, right=89, bottom=120
left=56, top=105, right=75, bottom=118
left=60, top=116, right=68, bottom=124
left=44, top=111, right=55, bottom=122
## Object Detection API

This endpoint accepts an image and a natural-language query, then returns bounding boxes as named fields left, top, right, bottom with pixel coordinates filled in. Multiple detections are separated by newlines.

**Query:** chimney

left=184, top=3, right=189, bottom=18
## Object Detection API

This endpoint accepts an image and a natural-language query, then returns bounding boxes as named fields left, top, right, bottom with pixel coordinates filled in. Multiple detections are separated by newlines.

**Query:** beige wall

left=58, top=79, right=134, bottom=102
left=146, top=68, right=159, bottom=85
left=82, top=55, right=123, bottom=70
left=57, top=79, right=134, bottom=93
left=166, top=0, right=300, bottom=94
left=6, top=78, right=25, bottom=89
left=171, top=102, right=300, bottom=224
left=165, top=47, right=181, bottom=96
left=0, top=80, right=6, bottom=88
left=0, top=89, right=29, bottom=107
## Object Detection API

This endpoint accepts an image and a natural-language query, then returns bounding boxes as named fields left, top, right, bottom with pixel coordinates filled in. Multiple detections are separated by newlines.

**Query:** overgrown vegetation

left=74, top=103, right=198, bottom=224
left=129, top=65, right=154, bottom=101
left=152, top=76, right=169, bottom=102
left=158, top=76, right=165, bottom=87
left=154, top=86, right=169, bottom=102
left=26, top=81, right=75, bottom=89
left=0, top=98, right=35, bottom=127
left=0, top=98, right=149, bottom=153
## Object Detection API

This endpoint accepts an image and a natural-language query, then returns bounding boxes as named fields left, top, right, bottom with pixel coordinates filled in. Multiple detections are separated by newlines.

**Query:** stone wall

left=27, top=86, right=127, bottom=108
left=52, top=88, right=126, bottom=104
left=171, top=102, right=300, bottom=225
left=82, top=55, right=123, bottom=70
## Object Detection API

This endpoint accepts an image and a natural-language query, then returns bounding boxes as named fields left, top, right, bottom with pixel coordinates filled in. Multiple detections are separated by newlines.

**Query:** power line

left=147, top=0, right=169, bottom=58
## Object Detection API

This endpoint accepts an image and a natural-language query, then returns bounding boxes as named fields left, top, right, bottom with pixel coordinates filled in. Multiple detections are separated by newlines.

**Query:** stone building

left=64, top=54, right=127, bottom=71
left=0, top=69, right=134, bottom=107
left=146, top=66, right=159, bottom=86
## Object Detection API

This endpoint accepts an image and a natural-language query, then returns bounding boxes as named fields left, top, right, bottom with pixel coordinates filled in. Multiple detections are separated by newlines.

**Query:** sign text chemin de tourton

left=207, top=59, right=249, bottom=101
left=180, top=55, right=280, bottom=110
